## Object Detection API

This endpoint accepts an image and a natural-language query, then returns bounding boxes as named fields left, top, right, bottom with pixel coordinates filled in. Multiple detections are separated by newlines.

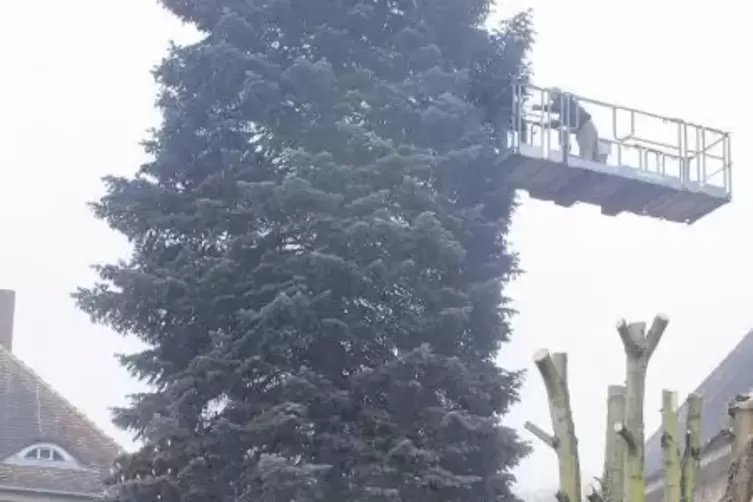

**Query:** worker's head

left=549, top=87, right=563, bottom=100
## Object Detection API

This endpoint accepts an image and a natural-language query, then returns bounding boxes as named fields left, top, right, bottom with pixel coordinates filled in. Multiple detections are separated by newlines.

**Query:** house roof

left=644, top=329, right=753, bottom=480
left=0, top=344, right=123, bottom=495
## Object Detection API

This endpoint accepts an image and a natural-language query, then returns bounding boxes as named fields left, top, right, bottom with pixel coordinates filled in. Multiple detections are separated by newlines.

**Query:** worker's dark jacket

left=549, top=95, right=591, bottom=132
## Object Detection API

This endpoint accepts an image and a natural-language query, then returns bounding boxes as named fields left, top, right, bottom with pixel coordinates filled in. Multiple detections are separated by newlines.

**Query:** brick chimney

left=0, top=289, right=15, bottom=352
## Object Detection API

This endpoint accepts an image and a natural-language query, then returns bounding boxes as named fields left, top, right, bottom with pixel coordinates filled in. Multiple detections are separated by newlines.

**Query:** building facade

left=645, top=329, right=753, bottom=502
left=0, top=290, right=121, bottom=501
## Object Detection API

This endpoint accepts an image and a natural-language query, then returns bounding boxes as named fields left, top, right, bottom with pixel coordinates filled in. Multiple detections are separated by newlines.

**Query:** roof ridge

left=0, top=345, right=125, bottom=456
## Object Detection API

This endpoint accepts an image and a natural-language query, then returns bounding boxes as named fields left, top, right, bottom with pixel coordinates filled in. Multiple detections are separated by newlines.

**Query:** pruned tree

left=523, top=314, right=710, bottom=502
left=680, top=394, right=702, bottom=502
left=617, top=316, right=668, bottom=502
left=524, top=350, right=580, bottom=502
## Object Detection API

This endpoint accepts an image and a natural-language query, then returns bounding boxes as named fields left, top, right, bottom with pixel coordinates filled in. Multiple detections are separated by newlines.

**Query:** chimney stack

left=0, top=289, right=15, bottom=352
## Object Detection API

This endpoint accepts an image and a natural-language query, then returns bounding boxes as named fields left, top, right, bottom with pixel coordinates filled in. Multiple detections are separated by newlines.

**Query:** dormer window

left=6, top=443, right=80, bottom=470
left=24, top=446, right=65, bottom=462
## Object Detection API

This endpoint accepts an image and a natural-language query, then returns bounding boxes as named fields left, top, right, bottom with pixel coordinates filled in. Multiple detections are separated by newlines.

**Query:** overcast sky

left=1, top=0, right=750, bottom=495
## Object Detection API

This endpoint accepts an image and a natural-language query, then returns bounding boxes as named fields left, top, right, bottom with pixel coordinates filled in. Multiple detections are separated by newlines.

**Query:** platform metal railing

left=507, top=84, right=732, bottom=196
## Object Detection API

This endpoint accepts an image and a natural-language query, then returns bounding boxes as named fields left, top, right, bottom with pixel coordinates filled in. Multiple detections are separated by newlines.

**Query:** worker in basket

left=533, top=87, right=602, bottom=162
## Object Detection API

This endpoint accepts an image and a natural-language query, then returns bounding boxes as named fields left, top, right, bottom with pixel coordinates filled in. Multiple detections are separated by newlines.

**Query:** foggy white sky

left=1, top=0, right=750, bottom=495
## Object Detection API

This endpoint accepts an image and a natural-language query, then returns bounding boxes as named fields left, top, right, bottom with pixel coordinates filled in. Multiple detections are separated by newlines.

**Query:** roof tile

left=645, top=329, right=753, bottom=479
left=0, top=346, right=122, bottom=494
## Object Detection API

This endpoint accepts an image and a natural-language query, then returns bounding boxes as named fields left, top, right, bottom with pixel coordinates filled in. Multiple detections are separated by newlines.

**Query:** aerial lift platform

left=503, top=84, right=732, bottom=223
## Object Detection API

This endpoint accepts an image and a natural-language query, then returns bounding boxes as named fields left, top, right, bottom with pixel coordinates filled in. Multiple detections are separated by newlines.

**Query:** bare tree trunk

left=680, top=394, right=702, bottom=502
left=616, top=315, right=669, bottom=502
left=525, top=350, right=581, bottom=502
left=604, top=385, right=627, bottom=502
left=662, top=390, right=681, bottom=502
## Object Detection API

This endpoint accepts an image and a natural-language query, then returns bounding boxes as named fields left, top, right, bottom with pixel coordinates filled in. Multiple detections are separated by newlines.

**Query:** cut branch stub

left=525, top=421, right=559, bottom=449
left=531, top=349, right=581, bottom=502
left=615, top=422, right=637, bottom=453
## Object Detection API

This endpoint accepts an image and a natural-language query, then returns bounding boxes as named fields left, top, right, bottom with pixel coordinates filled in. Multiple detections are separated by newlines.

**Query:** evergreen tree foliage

left=76, top=0, right=535, bottom=500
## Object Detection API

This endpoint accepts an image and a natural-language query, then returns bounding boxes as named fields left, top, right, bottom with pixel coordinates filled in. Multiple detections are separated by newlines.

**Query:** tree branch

left=645, top=314, right=669, bottom=359
left=534, top=349, right=564, bottom=399
left=525, top=421, right=559, bottom=449
left=615, top=422, right=636, bottom=453
left=616, top=319, right=643, bottom=358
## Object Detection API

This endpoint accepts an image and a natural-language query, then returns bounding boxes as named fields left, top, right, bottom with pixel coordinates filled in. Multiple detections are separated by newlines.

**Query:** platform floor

left=502, top=145, right=730, bottom=223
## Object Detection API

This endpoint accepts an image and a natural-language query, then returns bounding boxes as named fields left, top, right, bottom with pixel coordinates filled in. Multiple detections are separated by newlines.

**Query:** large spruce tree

left=76, top=0, right=534, bottom=500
